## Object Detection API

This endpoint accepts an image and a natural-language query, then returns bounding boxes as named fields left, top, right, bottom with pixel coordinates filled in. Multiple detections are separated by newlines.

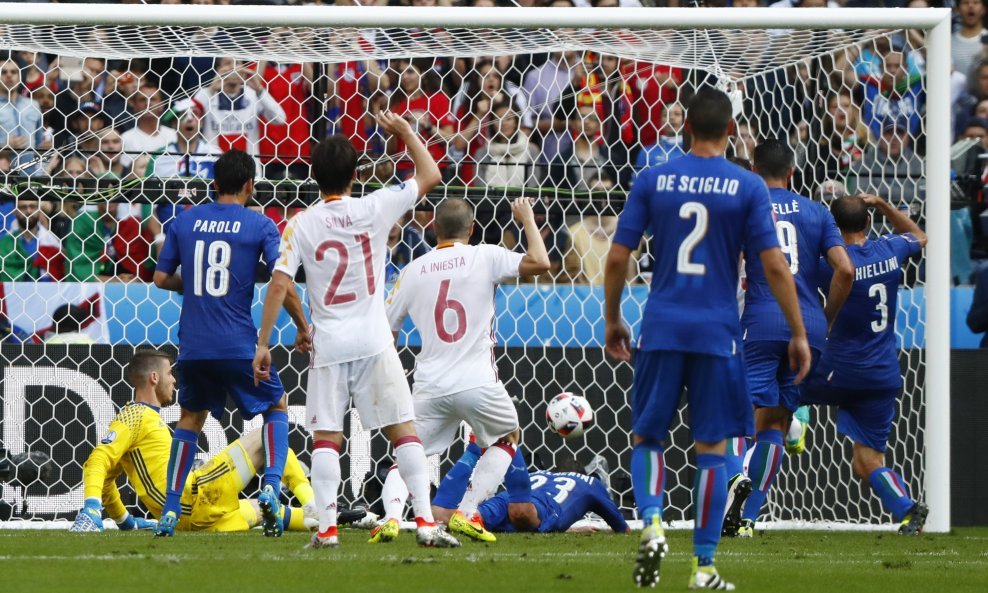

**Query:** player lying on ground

left=70, top=350, right=317, bottom=533
left=376, top=196, right=550, bottom=544
left=254, top=112, right=459, bottom=549
left=722, top=140, right=854, bottom=538
left=153, top=149, right=310, bottom=537
left=427, top=443, right=629, bottom=534
left=604, top=87, right=811, bottom=590
left=800, top=194, right=929, bottom=535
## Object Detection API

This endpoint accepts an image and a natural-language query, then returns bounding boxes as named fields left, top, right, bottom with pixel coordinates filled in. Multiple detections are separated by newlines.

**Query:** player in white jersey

left=253, top=112, right=459, bottom=549
left=374, top=197, right=550, bottom=543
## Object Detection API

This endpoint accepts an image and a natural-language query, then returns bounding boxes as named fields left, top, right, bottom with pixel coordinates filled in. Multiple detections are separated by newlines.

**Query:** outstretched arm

left=377, top=111, right=441, bottom=201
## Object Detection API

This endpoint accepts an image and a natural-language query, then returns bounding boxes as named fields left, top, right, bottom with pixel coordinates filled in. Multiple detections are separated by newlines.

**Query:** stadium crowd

left=0, top=0, right=977, bottom=289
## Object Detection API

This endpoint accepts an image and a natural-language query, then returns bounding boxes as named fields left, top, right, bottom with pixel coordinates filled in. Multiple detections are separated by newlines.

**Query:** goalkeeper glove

left=69, top=497, right=104, bottom=532
left=115, top=512, right=157, bottom=531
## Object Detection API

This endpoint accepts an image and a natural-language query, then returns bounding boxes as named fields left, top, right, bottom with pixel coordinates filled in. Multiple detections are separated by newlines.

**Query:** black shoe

left=721, top=473, right=752, bottom=537
left=898, top=502, right=929, bottom=535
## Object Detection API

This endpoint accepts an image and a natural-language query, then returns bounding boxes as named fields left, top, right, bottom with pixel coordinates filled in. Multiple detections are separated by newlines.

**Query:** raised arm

left=376, top=110, right=441, bottom=201
left=512, top=197, right=551, bottom=277
left=759, top=247, right=812, bottom=382
left=861, top=194, right=927, bottom=248
left=823, top=245, right=854, bottom=327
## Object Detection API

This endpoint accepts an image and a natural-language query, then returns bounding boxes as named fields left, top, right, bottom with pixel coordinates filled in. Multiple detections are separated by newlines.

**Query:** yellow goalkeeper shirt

left=82, top=402, right=192, bottom=520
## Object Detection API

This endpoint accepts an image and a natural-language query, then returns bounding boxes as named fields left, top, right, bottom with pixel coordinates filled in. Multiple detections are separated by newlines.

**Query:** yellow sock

left=287, top=506, right=307, bottom=531
left=283, top=448, right=315, bottom=506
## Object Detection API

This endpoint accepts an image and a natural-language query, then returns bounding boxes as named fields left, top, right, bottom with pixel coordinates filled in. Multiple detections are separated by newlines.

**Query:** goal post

left=0, top=5, right=951, bottom=533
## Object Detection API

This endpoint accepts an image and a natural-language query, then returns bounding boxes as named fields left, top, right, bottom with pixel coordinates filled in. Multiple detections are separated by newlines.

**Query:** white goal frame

left=0, top=4, right=952, bottom=533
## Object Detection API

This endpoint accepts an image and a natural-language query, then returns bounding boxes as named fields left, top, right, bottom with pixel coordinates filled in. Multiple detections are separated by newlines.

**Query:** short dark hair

left=753, top=139, right=795, bottom=180
left=830, top=195, right=870, bottom=234
left=433, top=199, right=474, bottom=240
left=311, top=136, right=358, bottom=195
left=213, top=149, right=256, bottom=195
left=126, top=350, right=173, bottom=389
left=686, top=87, right=733, bottom=141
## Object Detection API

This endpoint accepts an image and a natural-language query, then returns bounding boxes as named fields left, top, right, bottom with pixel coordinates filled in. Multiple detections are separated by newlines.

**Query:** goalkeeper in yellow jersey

left=70, top=350, right=316, bottom=533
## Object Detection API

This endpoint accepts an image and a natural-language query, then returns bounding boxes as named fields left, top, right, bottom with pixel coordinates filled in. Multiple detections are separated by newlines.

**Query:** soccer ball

left=546, top=392, right=594, bottom=439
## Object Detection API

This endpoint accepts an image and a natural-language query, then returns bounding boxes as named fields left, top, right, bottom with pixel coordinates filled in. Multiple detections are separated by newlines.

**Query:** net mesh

left=0, top=21, right=927, bottom=528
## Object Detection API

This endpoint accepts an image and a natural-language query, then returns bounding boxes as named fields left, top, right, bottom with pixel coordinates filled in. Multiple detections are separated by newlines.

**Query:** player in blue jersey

left=604, top=87, right=812, bottom=590
left=801, top=194, right=928, bottom=535
left=722, top=140, right=854, bottom=538
left=430, top=445, right=630, bottom=534
left=151, top=149, right=310, bottom=538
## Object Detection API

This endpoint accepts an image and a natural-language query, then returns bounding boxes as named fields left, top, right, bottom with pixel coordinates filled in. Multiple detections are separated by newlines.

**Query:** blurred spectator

left=847, top=119, right=924, bottom=209
left=624, top=61, right=682, bottom=151
left=967, top=264, right=988, bottom=346
left=120, top=83, right=176, bottom=170
left=474, top=109, right=535, bottom=188
left=0, top=59, right=46, bottom=171
left=0, top=197, right=62, bottom=282
left=258, top=61, right=312, bottom=180
left=89, top=128, right=129, bottom=179
left=564, top=215, right=633, bottom=284
left=45, top=304, right=95, bottom=345
left=62, top=202, right=153, bottom=282
left=634, top=102, right=685, bottom=171
left=522, top=51, right=578, bottom=134
left=101, top=69, right=141, bottom=129
left=961, top=117, right=988, bottom=152
left=503, top=212, right=567, bottom=283
left=859, top=48, right=924, bottom=139
left=145, top=103, right=220, bottom=179
left=61, top=101, right=108, bottom=152
left=954, top=59, right=988, bottom=138
left=553, top=106, right=609, bottom=192
left=14, top=51, right=51, bottom=95
left=731, top=119, right=758, bottom=162
left=195, top=58, right=286, bottom=158
left=813, top=178, right=848, bottom=204
left=806, top=91, right=869, bottom=189
left=953, top=0, right=987, bottom=78
left=328, top=58, right=389, bottom=154
left=385, top=218, right=429, bottom=284
left=390, top=63, right=455, bottom=176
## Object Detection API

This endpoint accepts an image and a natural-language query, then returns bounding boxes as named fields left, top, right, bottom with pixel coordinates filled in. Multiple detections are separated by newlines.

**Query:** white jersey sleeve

left=479, top=244, right=524, bottom=283
left=372, top=180, right=419, bottom=226
left=274, top=215, right=302, bottom=278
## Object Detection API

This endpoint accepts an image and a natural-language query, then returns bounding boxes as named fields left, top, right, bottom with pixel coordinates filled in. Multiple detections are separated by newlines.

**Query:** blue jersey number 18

left=193, top=239, right=231, bottom=297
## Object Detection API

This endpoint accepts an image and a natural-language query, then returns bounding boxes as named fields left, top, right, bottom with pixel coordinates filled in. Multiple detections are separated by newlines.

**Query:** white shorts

left=414, top=383, right=520, bottom=455
left=306, top=347, right=414, bottom=433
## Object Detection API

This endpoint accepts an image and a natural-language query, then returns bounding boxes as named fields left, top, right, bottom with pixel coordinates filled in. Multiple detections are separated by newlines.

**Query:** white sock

left=395, top=437, right=434, bottom=524
left=311, top=444, right=341, bottom=534
left=381, top=464, right=409, bottom=522
left=458, top=443, right=514, bottom=518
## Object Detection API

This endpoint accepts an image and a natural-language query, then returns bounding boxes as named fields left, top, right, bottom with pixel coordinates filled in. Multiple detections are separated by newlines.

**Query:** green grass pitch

left=2, top=528, right=986, bottom=593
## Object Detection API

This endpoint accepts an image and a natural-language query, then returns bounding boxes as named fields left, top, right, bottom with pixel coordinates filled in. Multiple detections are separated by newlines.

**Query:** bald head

left=434, top=199, right=474, bottom=242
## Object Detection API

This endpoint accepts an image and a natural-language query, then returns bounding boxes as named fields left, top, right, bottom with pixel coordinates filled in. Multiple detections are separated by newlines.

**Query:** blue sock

left=741, top=429, right=784, bottom=523
left=505, top=448, right=532, bottom=503
left=164, top=428, right=198, bottom=517
left=433, top=441, right=482, bottom=509
left=282, top=506, right=292, bottom=528
left=631, top=442, right=665, bottom=524
left=724, top=437, right=747, bottom=480
left=693, top=453, right=727, bottom=563
left=261, top=410, right=289, bottom=490
left=868, top=468, right=914, bottom=521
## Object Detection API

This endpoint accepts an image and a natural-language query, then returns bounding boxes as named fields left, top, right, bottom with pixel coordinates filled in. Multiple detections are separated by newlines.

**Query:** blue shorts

left=743, top=340, right=819, bottom=412
left=800, top=382, right=899, bottom=453
left=176, top=359, right=284, bottom=420
left=631, top=350, right=753, bottom=444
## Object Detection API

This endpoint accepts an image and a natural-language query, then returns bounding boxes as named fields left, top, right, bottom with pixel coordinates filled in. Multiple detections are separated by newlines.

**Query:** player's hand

left=116, top=513, right=157, bottom=531
left=788, top=333, right=813, bottom=384
left=253, top=344, right=272, bottom=386
left=860, top=193, right=884, bottom=208
left=377, top=110, right=415, bottom=138
left=511, top=197, right=536, bottom=225
left=294, top=327, right=312, bottom=353
left=69, top=497, right=104, bottom=532
left=604, top=322, right=632, bottom=363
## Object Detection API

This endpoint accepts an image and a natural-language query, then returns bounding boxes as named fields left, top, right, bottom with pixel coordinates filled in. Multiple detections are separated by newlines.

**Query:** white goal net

left=0, top=6, right=949, bottom=531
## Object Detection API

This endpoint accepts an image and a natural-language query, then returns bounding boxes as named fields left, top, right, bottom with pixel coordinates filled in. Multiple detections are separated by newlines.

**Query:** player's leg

left=232, top=427, right=315, bottom=510
left=358, top=348, right=459, bottom=548
left=685, top=352, right=753, bottom=590
left=225, top=360, right=290, bottom=537
left=304, top=363, right=349, bottom=548
left=737, top=341, right=798, bottom=536
left=432, top=434, right=484, bottom=513
left=157, top=360, right=214, bottom=537
left=839, top=393, right=927, bottom=535
left=451, top=384, right=521, bottom=542
left=629, top=351, right=683, bottom=588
